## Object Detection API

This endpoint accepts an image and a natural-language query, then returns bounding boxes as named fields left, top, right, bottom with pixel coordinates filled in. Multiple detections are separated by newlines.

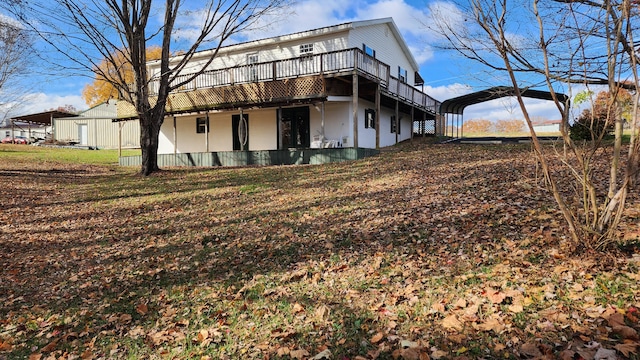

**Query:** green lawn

left=0, top=141, right=638, bottom=359
left=0, top=144, right=140, bottom=166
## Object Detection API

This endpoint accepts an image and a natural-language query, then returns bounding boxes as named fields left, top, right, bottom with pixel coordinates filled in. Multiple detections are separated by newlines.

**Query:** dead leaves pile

left=0, top=141, right=639, bottom=359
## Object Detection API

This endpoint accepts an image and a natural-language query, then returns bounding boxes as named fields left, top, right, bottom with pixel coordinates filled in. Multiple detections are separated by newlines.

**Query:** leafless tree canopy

left=0, top=16, right=33, bottom=123
left=428, top=0, right=640, bottom=248
left=2, top=0, right=287, bottom=175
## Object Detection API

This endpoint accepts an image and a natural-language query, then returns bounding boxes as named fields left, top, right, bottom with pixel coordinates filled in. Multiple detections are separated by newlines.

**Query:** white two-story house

left=118, top=17, right=442, bottom=166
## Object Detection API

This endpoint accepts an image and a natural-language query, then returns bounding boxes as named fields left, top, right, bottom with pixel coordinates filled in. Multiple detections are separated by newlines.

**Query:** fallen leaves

left=1, top=141, right=639, bottom=359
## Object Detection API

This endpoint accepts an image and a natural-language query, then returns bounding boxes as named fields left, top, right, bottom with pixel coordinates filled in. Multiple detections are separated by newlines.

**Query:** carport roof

left=11, top=110, right=79, bottom=125
left=439, top=86, right=569, bottom=115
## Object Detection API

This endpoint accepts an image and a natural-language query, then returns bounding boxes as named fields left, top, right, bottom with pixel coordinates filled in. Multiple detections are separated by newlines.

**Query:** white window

left=196, top=117, right=209, bottom=133
left=365, top=109, right=376, bottom=129
left=247, top=54, right=259, bottom=82
left=299, top=43, right=314, bottom=55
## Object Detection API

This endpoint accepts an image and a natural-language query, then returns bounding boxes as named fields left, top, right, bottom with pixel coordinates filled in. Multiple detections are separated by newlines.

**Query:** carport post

left=50, top=113, right=55, bottom=141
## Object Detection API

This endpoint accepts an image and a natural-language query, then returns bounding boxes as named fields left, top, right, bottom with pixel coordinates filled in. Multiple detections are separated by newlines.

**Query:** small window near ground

left=196, top=117, right=209, bottom=133
left=5, top=131, right=10, bottom=137
left=391, top=115, right=396, bottom=133
left=365, top=108, right=376, bottom=129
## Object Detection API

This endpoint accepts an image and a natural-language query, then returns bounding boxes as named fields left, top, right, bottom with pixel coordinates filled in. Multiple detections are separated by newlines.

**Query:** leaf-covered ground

left=0, top=140, right=639, bottom=360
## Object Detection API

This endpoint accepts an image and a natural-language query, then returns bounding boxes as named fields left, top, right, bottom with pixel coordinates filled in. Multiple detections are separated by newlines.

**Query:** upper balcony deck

left=119, top=48, right=440, bottom=119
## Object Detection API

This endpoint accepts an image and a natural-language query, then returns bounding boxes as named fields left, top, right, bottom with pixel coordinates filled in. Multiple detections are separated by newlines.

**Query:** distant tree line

left=463, top=119, right=525, bottom=134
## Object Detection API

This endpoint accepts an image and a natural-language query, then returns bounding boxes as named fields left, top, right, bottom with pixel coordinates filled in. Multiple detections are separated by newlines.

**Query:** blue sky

left=5, top=0, right=567, bottom=122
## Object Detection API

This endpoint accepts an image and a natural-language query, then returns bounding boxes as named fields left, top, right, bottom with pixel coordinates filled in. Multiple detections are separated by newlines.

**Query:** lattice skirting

left=119, top=148, right=380, bottom=167
left=117, top=77, right=324, bottom=119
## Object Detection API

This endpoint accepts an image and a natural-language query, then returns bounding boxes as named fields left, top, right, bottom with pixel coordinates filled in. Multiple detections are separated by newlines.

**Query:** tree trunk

left=139, top=115, right=161, bottom=176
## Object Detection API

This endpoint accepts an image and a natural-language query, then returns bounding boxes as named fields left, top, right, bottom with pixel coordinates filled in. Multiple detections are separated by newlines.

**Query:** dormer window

left=300, top=43, right=314, bottom=56
left=363, top=44, right=376, bottom=58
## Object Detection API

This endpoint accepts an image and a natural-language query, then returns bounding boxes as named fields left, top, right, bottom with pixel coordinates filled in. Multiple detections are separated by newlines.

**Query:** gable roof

left=78, top=99, right=117, bottom=119
left=157, top=18, right=420, bottom=71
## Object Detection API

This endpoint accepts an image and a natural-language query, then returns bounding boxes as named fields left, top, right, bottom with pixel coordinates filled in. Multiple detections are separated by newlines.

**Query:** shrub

left=570, top=109, right=613, bottom=141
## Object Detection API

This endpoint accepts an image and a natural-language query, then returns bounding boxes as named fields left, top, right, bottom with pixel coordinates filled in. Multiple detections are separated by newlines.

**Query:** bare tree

left=0, top=15, right=33, bottom=124
left=2, top=0, right=286, bottom=175
left=428, top=0, right=640, bottom=248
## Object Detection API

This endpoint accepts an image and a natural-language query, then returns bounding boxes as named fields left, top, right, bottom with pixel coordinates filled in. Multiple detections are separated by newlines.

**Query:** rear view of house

left=118, top=17, right=442, bottom=166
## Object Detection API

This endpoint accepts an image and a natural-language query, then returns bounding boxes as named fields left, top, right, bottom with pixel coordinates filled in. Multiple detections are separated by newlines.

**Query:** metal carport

left=439, top=86, right=569, bottom=138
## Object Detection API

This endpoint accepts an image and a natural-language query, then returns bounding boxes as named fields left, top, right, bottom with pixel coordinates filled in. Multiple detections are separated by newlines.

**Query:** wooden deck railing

left=149, top=48, right=440, bottom=114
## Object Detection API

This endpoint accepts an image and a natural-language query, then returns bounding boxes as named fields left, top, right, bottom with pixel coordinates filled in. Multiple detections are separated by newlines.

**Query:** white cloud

left=353, top=0, right=429, bottom=37
left=423, top=83, right=473, bottom=102
left=464, top=97, right=564, bottom=121
left=423, top=1, right=467, bottom=42
left=7, top=93, right=87, bottom=116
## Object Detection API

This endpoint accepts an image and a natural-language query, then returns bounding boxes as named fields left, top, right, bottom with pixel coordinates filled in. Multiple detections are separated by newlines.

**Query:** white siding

left=248, top=109, right=277, bottom=151
left=349, top=23, right=417, bottom=85
left=311, top=101, right=353, bottom=146
left=158, top=109, right=277, bottom=154
left=151, top=32, right=351, bottom=79
left=357, top=100, right=377, bottom=149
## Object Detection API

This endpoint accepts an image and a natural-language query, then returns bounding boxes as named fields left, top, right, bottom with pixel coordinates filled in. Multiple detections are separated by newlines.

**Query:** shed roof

left=11, top=110, right=79, bottom=125
left=440, top=86, right=569, bottom=115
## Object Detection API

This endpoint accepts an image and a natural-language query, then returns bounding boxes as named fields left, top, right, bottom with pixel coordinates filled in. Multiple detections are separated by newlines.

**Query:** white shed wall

left=55, top=118, right=140, bottom=149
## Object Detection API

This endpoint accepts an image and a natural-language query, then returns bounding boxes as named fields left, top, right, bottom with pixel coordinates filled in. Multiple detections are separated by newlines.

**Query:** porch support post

left=445, top=114, right=449, bottom=137
left=410, top=106, right=415, bottom=141
left=118, top=122, right=122, bottom=158
left=50, top=114, right=54, bottom=142
left=394, top=98, right=399, bottom=145
left=352, top=73, right=358, bottom=148
left=321, top=101, right=325, bottom=141
left=375, top=82, right=380, bottom=149
left=205, top=113, right=209, bottom=152
left=173, top=116, right=177, bottom=156
left=277, top=106, right=282, bottom=149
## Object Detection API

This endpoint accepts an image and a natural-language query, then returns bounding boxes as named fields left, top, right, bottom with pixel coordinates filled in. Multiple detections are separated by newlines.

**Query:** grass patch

left=0, top=144, right=140, bottom=165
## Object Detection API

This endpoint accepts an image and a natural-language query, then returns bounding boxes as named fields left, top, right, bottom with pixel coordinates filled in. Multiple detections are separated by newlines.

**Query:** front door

left=232, top=114, right=249, bottom=150
left=280, top=107, right=310, bottom=149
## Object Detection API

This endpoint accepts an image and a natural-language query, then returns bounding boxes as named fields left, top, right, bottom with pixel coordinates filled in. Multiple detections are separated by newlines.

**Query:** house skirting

left=119, top=148, right=379, bottom=167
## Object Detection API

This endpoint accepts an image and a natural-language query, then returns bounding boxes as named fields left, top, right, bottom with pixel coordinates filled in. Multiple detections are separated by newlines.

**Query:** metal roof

left=11, top=110, right=79, bottom=125
left=440, top=86, right=569, bottom=115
